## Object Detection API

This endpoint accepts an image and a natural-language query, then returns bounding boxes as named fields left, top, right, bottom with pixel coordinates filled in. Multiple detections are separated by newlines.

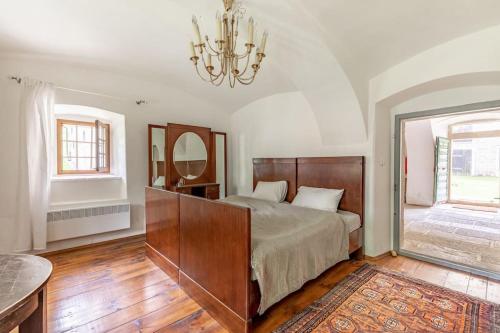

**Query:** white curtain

left=15, top=79, right=55, bottom=251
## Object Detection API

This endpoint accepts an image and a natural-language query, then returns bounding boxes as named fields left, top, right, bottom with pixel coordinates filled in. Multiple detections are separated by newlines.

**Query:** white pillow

left=292, top=186, right=344, bottom=212
left=252, top=181, right=288, bottom=203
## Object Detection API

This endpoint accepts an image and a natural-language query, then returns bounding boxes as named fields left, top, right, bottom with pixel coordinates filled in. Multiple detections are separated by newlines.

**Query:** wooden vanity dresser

left=148, top=122, right=227, bottom=200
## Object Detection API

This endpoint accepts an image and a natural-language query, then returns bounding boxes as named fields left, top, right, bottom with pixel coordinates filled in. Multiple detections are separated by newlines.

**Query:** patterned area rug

left=274, top=264, right=500, bottom=332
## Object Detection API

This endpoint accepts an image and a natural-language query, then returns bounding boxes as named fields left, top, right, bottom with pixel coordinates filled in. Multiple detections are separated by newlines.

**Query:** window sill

left=51, top=174, right=122, bottom=182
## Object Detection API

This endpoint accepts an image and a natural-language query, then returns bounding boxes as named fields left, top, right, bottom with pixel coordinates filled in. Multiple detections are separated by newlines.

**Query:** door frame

left=394, top=99, right=500, bottom=280
left=434, top=136, right=450, bottom=204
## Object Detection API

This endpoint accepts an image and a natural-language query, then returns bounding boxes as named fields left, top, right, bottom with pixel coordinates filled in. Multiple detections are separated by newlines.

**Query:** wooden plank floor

left=44, top=236, right=500, bottom=333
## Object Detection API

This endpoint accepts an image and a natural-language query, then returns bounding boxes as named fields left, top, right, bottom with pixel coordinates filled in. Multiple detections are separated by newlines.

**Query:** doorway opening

left=395, top=104, right=500, bottom=277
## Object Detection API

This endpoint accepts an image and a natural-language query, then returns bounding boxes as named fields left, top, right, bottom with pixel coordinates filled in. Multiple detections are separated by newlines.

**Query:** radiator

left=47, top=202, right=131, bottom=242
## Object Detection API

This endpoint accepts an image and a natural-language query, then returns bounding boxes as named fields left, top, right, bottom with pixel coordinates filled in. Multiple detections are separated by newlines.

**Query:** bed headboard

left=253, top=158, right=297, bottom=203
left=297, top=157, right=364, bottom=225
left=253, top=156, right=364, bottom=225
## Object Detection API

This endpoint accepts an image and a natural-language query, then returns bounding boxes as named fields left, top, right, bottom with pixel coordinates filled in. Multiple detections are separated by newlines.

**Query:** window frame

left=57, top=119, right=111, bottom=175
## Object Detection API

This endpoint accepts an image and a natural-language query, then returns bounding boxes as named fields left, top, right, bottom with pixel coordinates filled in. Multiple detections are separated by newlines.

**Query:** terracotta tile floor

left=403, top=204, right=500, bottom=273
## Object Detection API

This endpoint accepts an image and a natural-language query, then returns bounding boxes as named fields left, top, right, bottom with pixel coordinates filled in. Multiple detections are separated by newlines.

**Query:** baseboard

left=364, top=251, right=392, bottom=260
left=39, top=234, right=145, bottom=257
left=179, top=271, right=251, bottom=333
left=145, top=243, right=179, bottom=283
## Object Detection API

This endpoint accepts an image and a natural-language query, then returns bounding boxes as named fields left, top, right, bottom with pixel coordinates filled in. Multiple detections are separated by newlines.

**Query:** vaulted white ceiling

left=1, top=0, right=500, bottom=114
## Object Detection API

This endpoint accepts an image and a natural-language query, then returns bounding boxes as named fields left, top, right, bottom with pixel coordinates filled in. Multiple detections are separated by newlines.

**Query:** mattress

left=337, top=210, right=361, bottom=233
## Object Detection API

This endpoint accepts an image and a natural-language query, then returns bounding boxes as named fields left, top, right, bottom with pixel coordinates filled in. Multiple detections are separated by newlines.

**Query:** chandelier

left=189, top=0, right=268, bottom=88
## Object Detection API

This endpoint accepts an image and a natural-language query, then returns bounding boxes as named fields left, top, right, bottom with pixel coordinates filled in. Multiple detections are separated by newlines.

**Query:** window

left=448, top=120, right=500, bottom=205
left=452, top=121, right=500, bottom=134
left=57, top=119, right=110, bottom=174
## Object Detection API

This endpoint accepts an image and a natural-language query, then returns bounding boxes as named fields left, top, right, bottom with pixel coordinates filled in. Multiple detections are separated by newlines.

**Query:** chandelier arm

left=206, top=69, right=226, bottom=86
left=195, top=60, right=224, bottom=84
left=199, top=50, right=225, bottom=78
left=210, top=70, right=225, bottom=82
left=229, top=70, right=237, bottom=88
left=225, top=54, right=230, bottom=76
left=206, top=67, right=225, bottom=81
left=237, top=65, right=258, bottom=81
left=197, top=65, right=226, bottom=86
left=235, top=53, right=251, bottom=78
left=235, top=49, right=251, bottom=59
left=229, top=17, right=236, bottom=55
left=205, top=38, right=222, bottom=56
left=212, top=73, right=227, bottom=86
left=231, top=22, right=240, bottom=76
left=236, top=75, right=256, bottom=85
left=219, top=47, right=231, bottom=77
left=194, top=65, right=213, bottom=83
left=211, top=67, right=226, bottom=79
left=219, top=53, right=227, bottom=76
left=233, top=18, right=239, bottom=54
left=237, top=72, right=257, bottom=82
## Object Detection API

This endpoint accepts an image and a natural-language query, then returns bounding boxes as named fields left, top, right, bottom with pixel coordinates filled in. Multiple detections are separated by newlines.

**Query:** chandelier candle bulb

left=260, top=31, right=268, bottom=53
left=248, top=17, right=254, bottom=45
left=192, top=16, right=202, bottom=45
left=189, top=41, right=196, bottom=58
left=216, top=13, right=223, bottom=41
left=207, top=54, right=212, bottom=67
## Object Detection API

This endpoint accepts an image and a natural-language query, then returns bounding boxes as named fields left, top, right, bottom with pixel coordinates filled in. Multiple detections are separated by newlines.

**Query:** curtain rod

left=8, top=76, right=149, bottom=105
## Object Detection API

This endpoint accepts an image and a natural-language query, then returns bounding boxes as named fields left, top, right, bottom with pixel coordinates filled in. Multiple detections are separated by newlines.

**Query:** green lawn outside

left=450, top=175, right=500, bottom=203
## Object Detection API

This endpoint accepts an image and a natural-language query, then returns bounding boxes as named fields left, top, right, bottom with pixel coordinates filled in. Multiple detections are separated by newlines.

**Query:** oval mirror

left=173, top=132, right=207, bottom=180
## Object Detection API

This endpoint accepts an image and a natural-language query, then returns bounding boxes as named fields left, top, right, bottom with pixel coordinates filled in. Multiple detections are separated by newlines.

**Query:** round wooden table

left=0, top=255, right=52, bottom=333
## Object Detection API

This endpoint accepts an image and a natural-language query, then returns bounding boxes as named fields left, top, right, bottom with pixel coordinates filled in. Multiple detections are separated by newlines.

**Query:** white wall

left=365, top=24, right=500, bottom=256
left=50, top=178, right=125, bottom=206
left=404, top=119, right=435, bottom=206
left=0, top=56, right=230, bottom=253
left=230, top=91, right=367, bottom=196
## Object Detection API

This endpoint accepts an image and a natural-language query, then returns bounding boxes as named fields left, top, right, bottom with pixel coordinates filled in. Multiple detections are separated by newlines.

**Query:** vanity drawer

left=172, top=187, right=192, bottom=195
left=206, top=185, right=220, bottom=200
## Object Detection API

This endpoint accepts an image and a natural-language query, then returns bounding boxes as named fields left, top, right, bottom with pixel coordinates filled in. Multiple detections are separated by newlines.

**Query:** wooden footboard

left=145, top=187, right=180, bottom=282
left=146, top=188, right=252, bottom=332
left=146, top=188, right=364, bottom=332
left=179, top=195, right=252, bottom=332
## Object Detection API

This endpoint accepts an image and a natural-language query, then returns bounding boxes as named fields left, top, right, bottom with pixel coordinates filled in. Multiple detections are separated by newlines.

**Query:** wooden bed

left=145, top=157, right=364, bottom=333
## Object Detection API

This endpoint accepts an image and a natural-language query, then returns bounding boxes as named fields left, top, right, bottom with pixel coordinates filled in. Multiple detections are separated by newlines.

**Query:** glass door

left=396, top=113, right=500, bottom=278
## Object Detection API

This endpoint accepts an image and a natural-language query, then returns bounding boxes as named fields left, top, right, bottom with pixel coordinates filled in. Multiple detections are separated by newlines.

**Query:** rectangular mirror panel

left=215, top=133, right=226, bottom=198
left=149, top=125, right=166, bottom=188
